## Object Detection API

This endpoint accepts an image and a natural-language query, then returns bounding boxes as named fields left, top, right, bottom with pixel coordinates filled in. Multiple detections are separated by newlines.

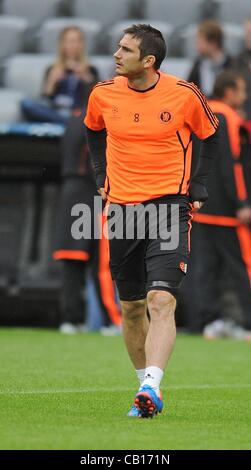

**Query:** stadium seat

left=0, top=89, right=25, bottom=122
left=219, top=0, right=251, bottom=24
left=144, top=0, right=204, bottom=29
left=106, top=20, right=174, bottom=55
left=0, top=16, right=28, bottom=59
left=160, top=58, right=193, bottom=79
left=89, top=55, right=115, bottom=81
left=2, top=0, right=61, bottom=28
left=3, top=54, right=54, bottom=97
left=180, top=22, right=244, bottom=59
left=72, top=0, right=131, bottom=26
left=38, top=18, right=103, bottom=56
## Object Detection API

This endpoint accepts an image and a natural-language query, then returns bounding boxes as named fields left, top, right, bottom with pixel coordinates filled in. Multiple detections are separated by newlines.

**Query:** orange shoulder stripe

left=177, top=80, right=219, bottom=129
left=93, top=79, right=114, bottom=90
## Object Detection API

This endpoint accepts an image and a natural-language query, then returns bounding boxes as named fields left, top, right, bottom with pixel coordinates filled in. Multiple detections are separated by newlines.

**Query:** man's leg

left=120, top=299, right=148, bottom=369
left=145, top=290, right=176, bottom=370
left=182, top=223, right=222, bottom=334
left=59, top=260, right=87, bottom=332
left=132, top=289, right=176, bottom=418
left=20, top=97, right=68, bottom=124
left=119, top=298, right=149, bottom=417
left=113, top=283, right=174, bottom=418
left=133, top=196, right=191, bottom=417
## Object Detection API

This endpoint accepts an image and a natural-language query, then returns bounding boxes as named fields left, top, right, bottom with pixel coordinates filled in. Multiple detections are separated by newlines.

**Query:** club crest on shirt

left=159, top=109, right=172, bottom=124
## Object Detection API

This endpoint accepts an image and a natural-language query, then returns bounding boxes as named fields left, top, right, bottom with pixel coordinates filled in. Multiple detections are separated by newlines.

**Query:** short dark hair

left=198, top=20, right=224, bottom=49
left=213, top=71, right=244, bottom=99
left=123, top=24, right=166, bottom=70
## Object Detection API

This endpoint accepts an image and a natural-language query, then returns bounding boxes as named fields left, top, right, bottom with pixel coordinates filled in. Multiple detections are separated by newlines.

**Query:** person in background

left=53, top=113, right=122, bottom=335
left=235, top=17, right=251, bottom=120
left=46, top=28, right=121, bottom=335
left=182, top=71, right=251, bottom=339
left=187, top=20, right=234, bottom=97
left=21, top=26, right=98, bottom=124
left=231, top=19, right=251, bottom=204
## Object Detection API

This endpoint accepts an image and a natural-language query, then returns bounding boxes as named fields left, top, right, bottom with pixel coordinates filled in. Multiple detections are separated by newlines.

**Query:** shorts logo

left=180, top=261, right=187, bottom=273
left=159, top=109, right=172, bottom=124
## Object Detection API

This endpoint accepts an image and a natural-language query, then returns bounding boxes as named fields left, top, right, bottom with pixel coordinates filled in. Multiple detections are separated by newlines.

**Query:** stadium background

left=0, top=0, right=249, bottom=329
left=0, top=0, right=251, bottom=451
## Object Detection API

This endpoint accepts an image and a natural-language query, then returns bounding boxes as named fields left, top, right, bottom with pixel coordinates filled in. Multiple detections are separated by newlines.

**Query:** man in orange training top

left=84, top=24, right=219, bottom=418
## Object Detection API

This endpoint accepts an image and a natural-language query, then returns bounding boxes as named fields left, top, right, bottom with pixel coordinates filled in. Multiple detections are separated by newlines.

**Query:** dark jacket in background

left=187, top=54, right=235, bottom=97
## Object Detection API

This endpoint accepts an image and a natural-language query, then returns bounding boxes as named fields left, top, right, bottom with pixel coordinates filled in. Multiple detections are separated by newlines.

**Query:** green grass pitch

left=0, top=328, right=250, bottom=450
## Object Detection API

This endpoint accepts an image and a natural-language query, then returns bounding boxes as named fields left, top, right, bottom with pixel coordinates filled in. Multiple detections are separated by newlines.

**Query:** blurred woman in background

left=21, top=26, right=98, bottom=123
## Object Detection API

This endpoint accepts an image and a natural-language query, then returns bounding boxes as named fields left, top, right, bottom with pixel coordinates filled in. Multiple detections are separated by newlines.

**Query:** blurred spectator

left=53, top=112, right=122, bottom=335
left=183, top=71, right=251, bottom=339
left=235, top=17, right=251, bottom=119
left=187, top=20, right=234, bottom=97
left=21, top=26, right=98, bottom=123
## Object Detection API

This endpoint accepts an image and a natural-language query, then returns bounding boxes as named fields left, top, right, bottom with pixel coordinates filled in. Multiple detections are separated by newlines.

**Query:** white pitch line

left=0, top=384, right=250, bottom=395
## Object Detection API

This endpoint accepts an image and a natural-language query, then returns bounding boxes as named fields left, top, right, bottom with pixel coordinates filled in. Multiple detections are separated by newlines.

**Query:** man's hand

left=236, top=206, right=251, bottom=225
left=98, top=187, right=107, bottom=201
left=44, top=65, right=65, bottom=95
left=192, top=201, right=204, bottom=211
left=189, top=180, right=208, bottom=211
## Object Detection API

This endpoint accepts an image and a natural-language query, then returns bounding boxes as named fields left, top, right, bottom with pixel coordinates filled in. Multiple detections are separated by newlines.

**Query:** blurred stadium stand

left=72, top=0, right=132, bottom=26
left=0, top=89, right=24, bottom=122
left=144, top=0, right=204, bottom=28
left=3, top=53, right=54, bottom=97
left=89, top=55, right=115, bottom=81
left=160, top=58, right=192, bottom=79
left=1, top=0, right=64, bottom=52
left=2, top=0, right=61, bottom=28
left=0, top=16, right=28, bottom=60
left=218, top=0, right=251, bottom=24
left=0, top=0, right=250, bottom=328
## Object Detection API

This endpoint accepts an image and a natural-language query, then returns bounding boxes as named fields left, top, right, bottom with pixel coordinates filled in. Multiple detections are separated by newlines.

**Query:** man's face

left=113, top=34, right=146, bottom=77
left=196, top=33, right=215, bottom=58
left=227, top=78, right=247, bottom=109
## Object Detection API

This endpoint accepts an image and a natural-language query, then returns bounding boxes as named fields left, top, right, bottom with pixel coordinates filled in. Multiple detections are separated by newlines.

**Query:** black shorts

left=107, top=194, right=192, bottom=300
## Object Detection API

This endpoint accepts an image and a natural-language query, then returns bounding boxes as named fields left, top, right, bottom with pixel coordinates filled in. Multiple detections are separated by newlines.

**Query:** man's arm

left=189, top=126, right=220, bottom=208
left=86, top=126, right=107, bottom=198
